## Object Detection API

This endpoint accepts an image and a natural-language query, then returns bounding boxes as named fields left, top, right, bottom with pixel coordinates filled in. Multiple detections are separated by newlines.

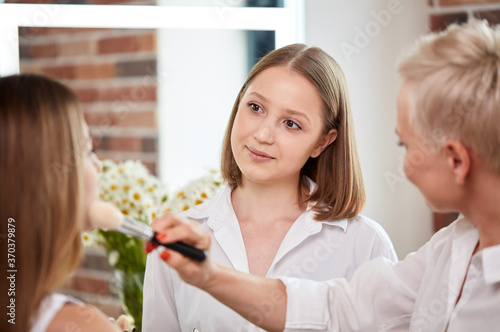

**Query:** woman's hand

left=147, top=213, right=215, bottom=289
left=109, top=314, right=130, bottom=331
left=147, top=213, right=287, bottom=332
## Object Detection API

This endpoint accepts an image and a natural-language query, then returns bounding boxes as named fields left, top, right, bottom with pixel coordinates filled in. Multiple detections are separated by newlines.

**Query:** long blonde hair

left=221, top=44, right=365, bottom=220
left=0, top=74, right=85, bottom=332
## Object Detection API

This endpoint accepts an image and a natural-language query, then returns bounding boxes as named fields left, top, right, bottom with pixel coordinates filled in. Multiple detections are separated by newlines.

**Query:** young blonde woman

left=149, top=20, right=500, bottom=331
left=142, top=44, right=397, bottom=331
left=0, top=74, right=128, bottom=332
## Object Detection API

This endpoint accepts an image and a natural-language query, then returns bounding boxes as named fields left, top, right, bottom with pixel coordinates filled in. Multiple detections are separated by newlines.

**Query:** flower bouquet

left=83, top=159, right=224, bottom=331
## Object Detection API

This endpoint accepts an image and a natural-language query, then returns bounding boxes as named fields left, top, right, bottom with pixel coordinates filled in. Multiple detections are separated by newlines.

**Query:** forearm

left=204, top=264, right=287, bottom=332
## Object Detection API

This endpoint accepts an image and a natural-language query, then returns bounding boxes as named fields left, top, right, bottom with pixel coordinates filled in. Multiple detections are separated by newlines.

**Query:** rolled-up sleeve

left=280, top=256, right=421, bottom=332
left=281, top=276, right=332, bottom=331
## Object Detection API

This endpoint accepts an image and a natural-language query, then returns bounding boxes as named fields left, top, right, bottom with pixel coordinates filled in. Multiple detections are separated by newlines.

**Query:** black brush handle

left=151, top=232, right=207, bottom=262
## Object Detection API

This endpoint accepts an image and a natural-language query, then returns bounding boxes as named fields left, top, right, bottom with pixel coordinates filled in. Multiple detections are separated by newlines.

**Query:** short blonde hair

left=221, top=44, right=365, bottom=221
left=397, top=19, right=500, bottom=173
left=0, top=74, right=85, bottom=331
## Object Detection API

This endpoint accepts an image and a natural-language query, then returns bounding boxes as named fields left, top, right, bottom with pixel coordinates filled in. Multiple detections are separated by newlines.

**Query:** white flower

left=161, top=169, right=224, bottom=215
left=81, top=232, right=95, bottom=246
left=108, top=250, right=120, bottom=267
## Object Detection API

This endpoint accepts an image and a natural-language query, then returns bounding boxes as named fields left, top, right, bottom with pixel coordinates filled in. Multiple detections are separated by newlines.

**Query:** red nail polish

left=160, top=250, right=170, bottom=261
left=157, top=233, right=168, bottom=241
left=145, top=242, right=157, bottom=254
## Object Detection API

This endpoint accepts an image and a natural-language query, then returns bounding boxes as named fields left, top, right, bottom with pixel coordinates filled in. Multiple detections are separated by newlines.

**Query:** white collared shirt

left=282, top=216, right=500, bottom=331
left=143, top=183, right=397, bottom=332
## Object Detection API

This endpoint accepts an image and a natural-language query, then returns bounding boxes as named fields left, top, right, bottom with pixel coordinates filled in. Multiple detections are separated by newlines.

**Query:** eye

left=249, top=103, right=262, bottom=113
left=284, top=119, right=301, bottom=130
left=397, top=140, right=406, bottom=148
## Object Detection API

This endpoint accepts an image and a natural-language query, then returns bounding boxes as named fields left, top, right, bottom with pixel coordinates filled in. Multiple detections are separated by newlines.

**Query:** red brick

left=100, top=85, right=157, bottom=103
left=41, top=64, right=76, bottom=79
left=474, top=10, right=500, bottom=25
left=107, top=136, right=142, bottom=152
left=439, top=0, right=500, bottom=5
left=30, top=43, right=58, bottom=58
left=98, top=33, right=156, bottom=54
left=142, top=161, right=157, bottom=175
left=84, top=112, right=117, bottom=128
left=73, top=87, right=99, bottom=103
left=20, top=64, right=43, bottom=75
left=59, top=40, right=94, bottom=57
left=70, top=274, right=113, bottom=296
left=75, top=63, right=116, bottom=79
left=98, top=35, right=141, bottom=54
left=140, top=33, right=156, bottom=52
left=430, top=12, right=468, bottom=32
left=116, top=110, right=156, bottom=128
left=433, top=212, right=459, bottom=232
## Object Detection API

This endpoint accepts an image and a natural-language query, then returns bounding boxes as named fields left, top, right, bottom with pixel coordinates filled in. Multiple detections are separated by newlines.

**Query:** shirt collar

left=189, top=179, right=349, bottom=233
left=481, top=244, right=500, bottom=284
left=303, top=176, right=348, bottom=232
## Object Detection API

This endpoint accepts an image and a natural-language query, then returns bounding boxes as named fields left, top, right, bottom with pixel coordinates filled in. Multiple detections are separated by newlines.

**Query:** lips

left=246, top=146, right=274, bottom=160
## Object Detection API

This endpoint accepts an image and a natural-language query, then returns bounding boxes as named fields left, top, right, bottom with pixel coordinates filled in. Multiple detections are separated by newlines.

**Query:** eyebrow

left=246, top=92, right=312, bottom=125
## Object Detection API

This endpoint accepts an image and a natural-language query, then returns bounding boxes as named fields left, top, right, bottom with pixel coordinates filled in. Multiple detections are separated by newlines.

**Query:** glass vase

left=114, top=269, right=144, bottom=332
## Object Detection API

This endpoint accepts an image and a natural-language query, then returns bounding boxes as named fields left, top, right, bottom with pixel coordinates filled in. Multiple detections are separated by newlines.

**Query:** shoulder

left=47, top=303, right=119, bottom=332
left=344, top=214, right=392, bottom=239
left=345, top=214, right=398, bottom=261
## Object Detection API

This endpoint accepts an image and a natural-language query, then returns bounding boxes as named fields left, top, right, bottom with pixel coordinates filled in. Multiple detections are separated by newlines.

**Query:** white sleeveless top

left=30, top=293, right=84, bottom=332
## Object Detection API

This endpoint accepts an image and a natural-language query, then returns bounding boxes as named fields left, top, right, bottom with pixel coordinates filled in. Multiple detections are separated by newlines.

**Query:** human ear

left=311, top=129, right=338, bottom=158
left=444, top=140, right=471, bottom=185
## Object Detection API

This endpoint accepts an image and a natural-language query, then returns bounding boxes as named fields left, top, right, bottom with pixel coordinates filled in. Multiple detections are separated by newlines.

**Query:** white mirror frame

left=0, top=3, right=300, bottom=76
left=0, top=3, right=302, bottom=187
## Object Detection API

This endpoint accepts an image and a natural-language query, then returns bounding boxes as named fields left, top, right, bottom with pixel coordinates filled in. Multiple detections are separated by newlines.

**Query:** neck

left=460, top=167, right=500, bottom=251
left=232, top=177, right=306, bottom=226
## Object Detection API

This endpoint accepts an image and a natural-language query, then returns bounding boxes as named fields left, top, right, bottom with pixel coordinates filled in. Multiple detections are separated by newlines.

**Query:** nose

left=253, top=124, right=274, bottom=144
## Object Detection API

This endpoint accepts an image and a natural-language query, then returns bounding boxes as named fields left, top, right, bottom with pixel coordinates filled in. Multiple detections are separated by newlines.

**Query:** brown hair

left=221, top=44, right=365, bottom=220
left=397, top=19, right=500, bottom=173
left=0, top=74, right=85, bottom=331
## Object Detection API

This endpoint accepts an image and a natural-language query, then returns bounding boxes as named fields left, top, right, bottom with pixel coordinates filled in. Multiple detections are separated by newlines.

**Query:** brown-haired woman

left=143, top=44, right=397, bottom=332
left=0, top=74, right=128, bottom=332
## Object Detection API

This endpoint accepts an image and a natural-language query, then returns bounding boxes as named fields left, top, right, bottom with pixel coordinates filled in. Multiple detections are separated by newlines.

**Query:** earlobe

left=311, top=129, right=338, bottom=158
left=445, top=140, right=470, bottom=185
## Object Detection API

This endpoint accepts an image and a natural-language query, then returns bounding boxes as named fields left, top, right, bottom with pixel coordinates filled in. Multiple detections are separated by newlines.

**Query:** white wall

left=304, top=0, right=432, bottom=258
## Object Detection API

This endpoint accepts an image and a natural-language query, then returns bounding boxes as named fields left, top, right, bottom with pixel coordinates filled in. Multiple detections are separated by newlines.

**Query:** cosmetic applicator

left=89, top=200, right=207, bottom=262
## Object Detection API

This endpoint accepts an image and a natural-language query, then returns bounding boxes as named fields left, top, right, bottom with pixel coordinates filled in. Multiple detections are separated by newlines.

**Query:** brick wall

left=7, top=0, right=158, bottom=320
left=428, top=0, right=500, bottom=230
left=429, top=0, right=500, bottom=31
left=12, top=0, right=159, bottom=176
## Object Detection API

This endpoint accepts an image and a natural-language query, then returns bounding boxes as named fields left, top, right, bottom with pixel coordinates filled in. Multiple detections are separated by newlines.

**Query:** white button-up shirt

left=143, top=183, right=397, bottom=332
left=282, top=216, right=500, bottom=331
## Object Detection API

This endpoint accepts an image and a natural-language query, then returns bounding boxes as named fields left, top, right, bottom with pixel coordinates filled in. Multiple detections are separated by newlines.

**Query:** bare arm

left=150, top=213, right=287, bottom=332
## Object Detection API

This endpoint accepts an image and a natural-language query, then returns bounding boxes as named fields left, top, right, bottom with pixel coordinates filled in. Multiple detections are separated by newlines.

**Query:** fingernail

left=160, top=250, right=170, bottom=261
left=144, top=241, right=157, bottom=254
left=156, top=232, right=168, bottom=241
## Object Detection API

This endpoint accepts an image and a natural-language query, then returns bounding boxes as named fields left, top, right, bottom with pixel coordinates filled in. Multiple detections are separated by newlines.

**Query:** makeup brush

left=89, top=200, right=207, bottom=262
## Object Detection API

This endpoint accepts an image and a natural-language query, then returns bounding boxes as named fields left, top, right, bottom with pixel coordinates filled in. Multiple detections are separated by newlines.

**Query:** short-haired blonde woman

left=143, top=44, right=397, bottom=332
left=149, top=20, right=500, bottom=331
left=0, top=74, right=128, bottom=332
